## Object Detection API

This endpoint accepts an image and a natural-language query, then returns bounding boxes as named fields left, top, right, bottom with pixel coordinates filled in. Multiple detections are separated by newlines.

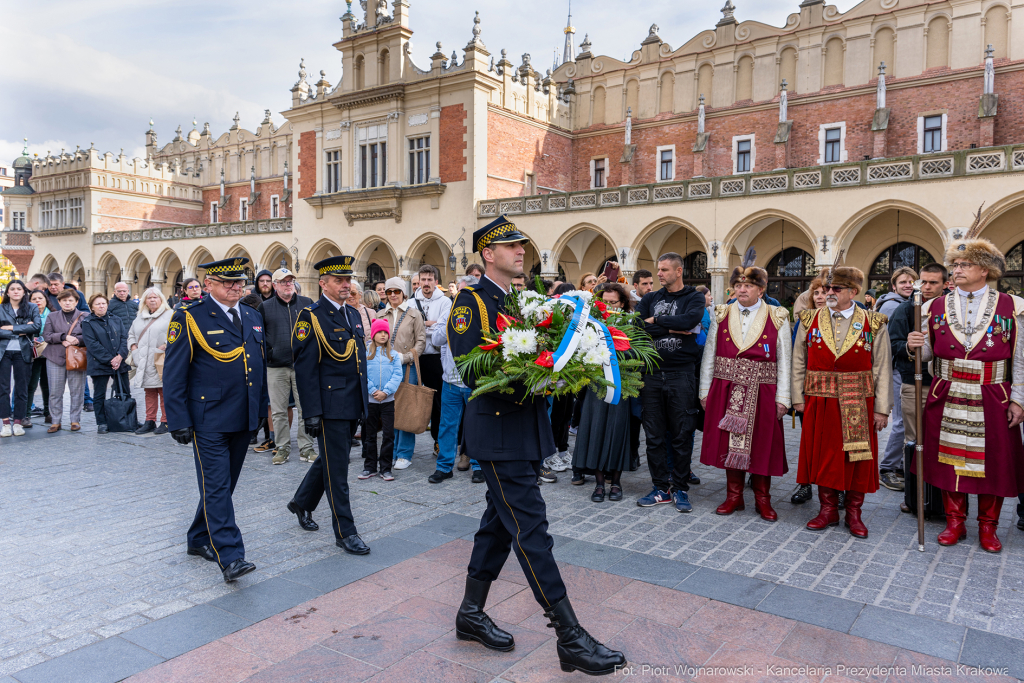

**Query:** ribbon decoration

left=551, top=294, right=622, bottom=404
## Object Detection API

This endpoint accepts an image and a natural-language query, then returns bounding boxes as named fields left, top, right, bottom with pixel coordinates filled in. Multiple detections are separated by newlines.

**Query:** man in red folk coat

left=792, top=266, right=892, bottom=539
left=907, top=236, right=1024, bottom=553
left=699, top=264, right=791, bottom=520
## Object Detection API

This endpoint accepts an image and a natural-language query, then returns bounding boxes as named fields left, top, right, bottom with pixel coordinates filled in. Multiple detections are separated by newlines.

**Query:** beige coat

left=127, top=306, right=171, bottom=389
left=379, top=300, right=425, bottom=365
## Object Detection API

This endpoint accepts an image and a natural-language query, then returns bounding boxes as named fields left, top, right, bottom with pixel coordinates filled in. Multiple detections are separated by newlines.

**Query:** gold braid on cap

left=824, top=248, right=845, bottom=287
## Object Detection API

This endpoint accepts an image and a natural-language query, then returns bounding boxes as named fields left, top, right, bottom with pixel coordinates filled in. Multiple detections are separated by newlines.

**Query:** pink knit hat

left=370, top=318, right=390, bottom=340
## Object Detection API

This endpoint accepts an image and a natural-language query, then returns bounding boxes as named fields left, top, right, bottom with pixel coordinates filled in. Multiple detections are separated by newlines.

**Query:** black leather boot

left=455, top=577, right=514, bottom=651
left=544, top=597, right=626, bottom=675
left=135, top=420, right=156, bottom=435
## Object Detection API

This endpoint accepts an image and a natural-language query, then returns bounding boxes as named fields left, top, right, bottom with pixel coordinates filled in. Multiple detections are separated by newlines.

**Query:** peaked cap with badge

left=201, top=257, right=250, bottom=280
left=315, top=255, right=356, bottom=277
left=473, top=215, right=529, bottom=253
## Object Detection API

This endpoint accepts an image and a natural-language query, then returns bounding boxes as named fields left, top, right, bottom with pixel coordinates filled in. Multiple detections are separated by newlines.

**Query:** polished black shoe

left=222, top=559, right=256, bottom=583
left=1018, top=517, right=1024, bottom=531
left=544, top=597, right=626, bottom=675
left=428, top=469, right=454, bottom=484
left=186, top=545, right=217, bottom=562
left=790, top=484, right=812, bottom=504
left=591, top=486, right=606, bottom=503
left=84, top=403, right=94, bottom=412
left=135, top=420, right=156, bottom=435
left=154, top=423, right=169, bottom=435
left=686, top=471, right=701, bottom=486
left=571, top=472, right=585, bottom=486
left=455, top=577, right=515, bottom=651
left=471, top=469, right=486, bottom=484
left=608, top=485, right=623, bottom=502
left=287, top=501, right=319, bottom=531
left=96, top=425, right=108, bottom=434
left=337, top=535, right=370, bottom=555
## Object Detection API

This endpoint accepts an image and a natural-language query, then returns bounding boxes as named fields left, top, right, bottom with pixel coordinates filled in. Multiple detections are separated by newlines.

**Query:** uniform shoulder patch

left=167, top=321, right=182, bottom=344
left=450, top=305, right=473, bottom=334
left=294, top=319, right=311, bottom=341
left=714, top=304, right=729, bottom=323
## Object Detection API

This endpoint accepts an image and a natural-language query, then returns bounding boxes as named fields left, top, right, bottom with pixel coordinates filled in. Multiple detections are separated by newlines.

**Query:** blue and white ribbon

left=550, top=294, right=623, bottom=404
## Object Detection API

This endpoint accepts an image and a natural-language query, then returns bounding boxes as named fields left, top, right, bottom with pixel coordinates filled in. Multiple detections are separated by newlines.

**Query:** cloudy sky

left=1, top=0, right=861, bottom=166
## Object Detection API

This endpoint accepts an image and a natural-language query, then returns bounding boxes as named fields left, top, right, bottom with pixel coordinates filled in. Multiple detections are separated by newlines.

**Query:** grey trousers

left=267, top=366, right=313, bottom=456
left=880, top=371, right=905, bottom=472
left=46, top=359, right=85, bottom=425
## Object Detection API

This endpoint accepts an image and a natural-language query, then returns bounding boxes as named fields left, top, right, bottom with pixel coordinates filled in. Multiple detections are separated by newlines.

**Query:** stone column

left=709, top=269, right=728, bottom=308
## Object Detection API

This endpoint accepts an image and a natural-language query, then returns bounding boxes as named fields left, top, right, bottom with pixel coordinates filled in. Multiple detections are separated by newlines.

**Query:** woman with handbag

left=81, top=293, right=130, bottom=434
left=379, top=277, right=425, bottom=470
left=0, top=279, right=42, bottom=436
left=127, top=287, right=172, bottom=435
left=26, top=289, right=53, bottom=427
left=43, top=289, right=88, bottom=432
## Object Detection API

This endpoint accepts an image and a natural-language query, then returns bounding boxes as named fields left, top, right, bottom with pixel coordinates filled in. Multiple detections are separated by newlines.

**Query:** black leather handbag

left=105, top=373, right=139, bottom=433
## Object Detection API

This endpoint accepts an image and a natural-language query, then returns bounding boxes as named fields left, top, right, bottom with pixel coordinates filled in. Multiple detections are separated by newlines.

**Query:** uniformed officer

left=449, top=216, right=626, bottom=676
left=164, top=257, right=269, bottom=583
left=285, top=256, right=371, bottom=555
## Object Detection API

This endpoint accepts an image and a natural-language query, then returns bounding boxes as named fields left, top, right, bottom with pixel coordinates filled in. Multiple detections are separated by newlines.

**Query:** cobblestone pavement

left=0, top=388, right=1022, bottom=677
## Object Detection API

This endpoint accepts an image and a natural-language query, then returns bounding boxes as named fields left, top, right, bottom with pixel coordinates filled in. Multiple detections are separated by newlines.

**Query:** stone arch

left=735, top=54, right=754, bottom=102
left=722, top=209, right=817, bottom=265
left=697, top=62, right=714, bottom=108
left=379, top=48, right=391, bottom=85
left=627, top=217, right=709, bottom=279
left=873, top=26, right=896, bottom=75
left=551, top=223, right=620, bottom=286
left=39, top=254, right=59, bottom=275
left=155, top=248, right=183, bottom=297
left=352, top=235, right=400, bottom=281
left=779, top=46, right=798, bottom=93
left=354, top=53, right=365, bottom=90
left=259, top=242, right=293, bottom=273
left=658, top=71, right=674, bottom=114
left=96, top=251, right=122, bottom=295
left=835, top=201, right=946, bottom=284
left=188, top=246, right=215, bottom=279
left=984, top=4, right=1010, bottom=59
left=970, top=190, right=1024, bottom=256
left=926, top=14, right=951, bottom=70
left=64, top=254, right=85, bottom=291
left=624, top=78, right=639, bottom=120
left=823, top=36, right=845, bottom=87
left=591, top=85, right=606, bottom=126
left=405, top=231, right=455, bottom=282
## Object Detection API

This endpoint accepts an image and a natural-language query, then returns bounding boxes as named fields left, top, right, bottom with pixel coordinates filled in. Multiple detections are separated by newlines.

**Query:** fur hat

left=828, top=266, right=865, bottom=292
left=944, top=238, right=1005, bottom=280
left=729, top=266, right=768, bottom=289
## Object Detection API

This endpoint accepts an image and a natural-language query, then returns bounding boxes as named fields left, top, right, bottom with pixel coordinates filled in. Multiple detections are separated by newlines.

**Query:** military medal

left=763, top=343, right=770, bottom=357
left=986, top=325, right=995, bottom=348
left=853, top=321, right=863, bottom=331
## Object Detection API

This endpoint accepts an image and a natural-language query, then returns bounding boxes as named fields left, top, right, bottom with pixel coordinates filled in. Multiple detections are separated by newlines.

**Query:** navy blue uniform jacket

left=163, top=297, right=270, bottom=433
left=291, top=296, right=369, bottom=421
left=447, top=276, right=555, bottom=462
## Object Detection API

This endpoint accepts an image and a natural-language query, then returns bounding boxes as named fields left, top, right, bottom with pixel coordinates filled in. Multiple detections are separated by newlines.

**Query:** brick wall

left=97, top=197, right=203, bottom=233
left=568, top=68, right=1024, bottom=190
left=2, top=250, right=34, bottom=277
left=486, top=109, right=572, bottom=198
left=198, top=180, right=287, bottom=222
left=440, top=104, right=468, bottom=183
left=298, top=130, right=317, bottom=198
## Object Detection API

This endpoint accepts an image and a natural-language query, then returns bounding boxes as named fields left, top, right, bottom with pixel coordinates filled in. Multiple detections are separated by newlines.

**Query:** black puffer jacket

left=259, top=292, right=313, bottom=367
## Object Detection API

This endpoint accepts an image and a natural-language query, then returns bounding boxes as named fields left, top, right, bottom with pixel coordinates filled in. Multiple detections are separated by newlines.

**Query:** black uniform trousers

left=187, top=430, right=250, bottom=570
left=468, top=459, right=567, bottom=609
left=292, top=418, right=358, bottom=541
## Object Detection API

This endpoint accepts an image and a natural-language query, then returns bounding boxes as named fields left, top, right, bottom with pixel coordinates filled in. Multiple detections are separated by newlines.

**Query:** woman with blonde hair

left=127, top=287, right=172, bottom=435
left=347, top=280, right=377, bottom=346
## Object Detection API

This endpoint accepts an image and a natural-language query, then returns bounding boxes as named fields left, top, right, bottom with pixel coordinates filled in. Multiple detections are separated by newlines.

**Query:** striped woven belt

left=933, top=357, right=1008, bottom=385
left=803, top=370, right=874, bottom=462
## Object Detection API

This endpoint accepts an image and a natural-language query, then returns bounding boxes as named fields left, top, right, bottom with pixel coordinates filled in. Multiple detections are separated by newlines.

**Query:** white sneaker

left=0, top=423, right=11, bottom=437
left=12, top=423, right=25, bottom=437
left=393, top=458, right=412, bottom=470
left=547, top=452, right=570, bottom=472
left=569, top=426, right=578, bottom=436
left=543, top=454, right=561, bottom=471
left=559, top=451, right=573, bottom=469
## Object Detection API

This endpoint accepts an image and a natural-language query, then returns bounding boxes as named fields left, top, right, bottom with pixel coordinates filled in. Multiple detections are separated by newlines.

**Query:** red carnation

left=606, top=326, right=631, bottom=351
left=535, top=350, right=554, bottom=368
left=536, top=312, right=554, bottom=328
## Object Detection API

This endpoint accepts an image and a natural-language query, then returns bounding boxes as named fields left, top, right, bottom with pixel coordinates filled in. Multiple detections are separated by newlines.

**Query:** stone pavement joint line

left=1, top=388, right=1023, bottom=679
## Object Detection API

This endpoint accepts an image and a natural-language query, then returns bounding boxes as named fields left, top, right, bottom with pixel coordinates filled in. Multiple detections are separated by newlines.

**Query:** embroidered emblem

left=167, top=322, right=181, bottom=344
left=295, top=321, right=311, bottom=341
left=451, top=306, right=473, bottom=334
left=852, top=322, right=863, bottom=331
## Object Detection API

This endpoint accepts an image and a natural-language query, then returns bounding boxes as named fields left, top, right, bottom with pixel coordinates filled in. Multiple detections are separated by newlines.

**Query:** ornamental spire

left=562, top=0, right=576, bottom=64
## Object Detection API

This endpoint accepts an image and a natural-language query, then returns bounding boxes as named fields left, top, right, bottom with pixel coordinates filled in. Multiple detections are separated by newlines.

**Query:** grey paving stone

left=757, top=585, right=864, bottom=632
left=12, top=637, right=163, bottom=683
left=960, top=628, right=1024, bottom=679
left=282, top=554, right=379, bottom=594
left=552, top=540, right=632, bottom=571
left=390, top=527, right=457, bottom=548
left=851, top=605, right=966, bottom=661
left=419, top=513, right=482, bottom=538
left=676, top=567, right=774, bottom=608
left=120, top=604, right=251, bottom=659
left=604, top=553, right=696, bottom=588
left=350, top=536, right=431, bottom=568
left=206, top=577, right=320, bottom=623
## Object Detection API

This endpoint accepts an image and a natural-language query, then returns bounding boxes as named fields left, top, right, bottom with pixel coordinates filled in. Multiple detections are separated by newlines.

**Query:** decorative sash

left=713, top=357, right=778, bottom=471
left=932, top=358, right=1007, bottom=478
left=804, top=370, right=874, bottom=462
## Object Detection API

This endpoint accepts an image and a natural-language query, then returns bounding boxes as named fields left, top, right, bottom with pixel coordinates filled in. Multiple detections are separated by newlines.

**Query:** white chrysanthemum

left=582, top=345, right=611, bottom=366
left=578, top=326, right=603, bottom=352
left=520, top=299, right=541, bottom=318
left=562, top=289, right=593, bottom=302
left=502, top=329, right=538, bottom=360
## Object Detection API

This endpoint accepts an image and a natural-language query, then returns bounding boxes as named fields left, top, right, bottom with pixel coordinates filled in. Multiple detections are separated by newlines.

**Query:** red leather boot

left=977, top=494, right=1004, bottom=553
left=844, top=491, right=868, bottom=538
left=750, top=475, right=778, bottom=521
left=806, top=487, right=840, bottom=530
left=937, top=491, right=968, bottom=546
left=716, top=468, right=746, bottom=515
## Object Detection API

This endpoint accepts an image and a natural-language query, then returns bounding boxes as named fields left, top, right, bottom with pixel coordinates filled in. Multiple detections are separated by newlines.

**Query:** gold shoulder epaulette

left=866, top=310, right=888, bottom=332
left=714, top=304, right=729, bottom=323
left=770, top=305, right=790, bottom=329
left=798, top=308, right=817, bottom=329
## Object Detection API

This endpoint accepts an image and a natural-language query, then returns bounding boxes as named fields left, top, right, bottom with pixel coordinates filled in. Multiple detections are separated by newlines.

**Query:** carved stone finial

left=876, top=62, right=887, bottom=109
left=437, top=41, right=443, bottom=51
left=263, top=109, right=272, bottom=124
left=202, top=122, right=211, bottom=135
left=721, top=0, right=735, bottom=20
left=985, top=44, right=995, bottom=60
left=466, top=10, right=485, bottom=49
left=697, top=94, right=706, bottom=134
left=781, top=79, right=787, bottom=91
left=174, top=125, right=183, bottom=141
left=500, top=48, right=507, bottom=59
left=579, top=34, right=592, bottom=54
left=231, top=112, right=240, bottom=130
left=451, top=50, right=458, bottom=64
left=649, top=23, right=659, bottom=37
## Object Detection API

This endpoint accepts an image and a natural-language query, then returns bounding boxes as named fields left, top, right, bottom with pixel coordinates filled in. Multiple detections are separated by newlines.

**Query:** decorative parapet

left=90, top=219, right=292, bottom=244
left=477, top=145, right=1024, bottom=217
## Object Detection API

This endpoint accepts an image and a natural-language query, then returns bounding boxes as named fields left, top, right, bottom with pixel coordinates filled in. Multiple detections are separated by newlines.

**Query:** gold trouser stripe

left=488, top=462, right=550, bottom=608
left=193, top=430, right=224, bottom=569
left=320, top=426, right=345, bottom=538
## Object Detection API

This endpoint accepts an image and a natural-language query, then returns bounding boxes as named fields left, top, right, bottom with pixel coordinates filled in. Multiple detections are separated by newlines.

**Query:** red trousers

left=145, top=388, right=166, bottom=423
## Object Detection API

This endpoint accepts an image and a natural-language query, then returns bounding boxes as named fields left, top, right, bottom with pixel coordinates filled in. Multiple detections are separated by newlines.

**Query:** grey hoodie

left=414, top=285, right=453, bottom=355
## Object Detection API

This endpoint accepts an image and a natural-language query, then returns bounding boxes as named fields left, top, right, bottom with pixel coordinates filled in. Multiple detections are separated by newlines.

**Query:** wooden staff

left=913, top=280, right=926, bottom=552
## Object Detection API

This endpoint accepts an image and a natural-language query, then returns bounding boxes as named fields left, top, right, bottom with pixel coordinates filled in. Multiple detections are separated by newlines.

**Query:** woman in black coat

left=0, top=279, right=42, bottom=437
left=81, top=293, right=130, bottom=434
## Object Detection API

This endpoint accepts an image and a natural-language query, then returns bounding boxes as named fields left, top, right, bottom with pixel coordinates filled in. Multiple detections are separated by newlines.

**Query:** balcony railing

left=93, top=218, right=292, bottom=245
left=478, top=145, right=1024, bottom=218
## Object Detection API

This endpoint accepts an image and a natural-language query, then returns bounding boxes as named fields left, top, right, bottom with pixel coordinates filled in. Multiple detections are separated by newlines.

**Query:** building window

left=766, top=248, right=816, bottom=307
left=210, top=202, right=219, bottom=223
left=13, top=211, right=25, bottom=231
left=41, top=201, right=53, bottom=229
left=239, top=198, right=248, bottom=221
left=325, top=150, right=341, bottom=193
left=825, top=128, right=841, bottom=163
left=357, top=124, right=387, bottom=189
left=918, top=114, right=947, bottom=154
left=69, top=197, right=82, bottom=226
left=735, top=139, right=752, bottom=173
left=270, top=195, right=280, bottom=219
left=870, top=242, right=936, bottom=295
left=591, top=158, right=607, bottom=188
left=656, top=145, right=675, bottom=182
left=408, top=136, right=430, bottom=185
left=54, top=199, right=67, bottom=228
left=1000, top=240, right=1024, bottom=295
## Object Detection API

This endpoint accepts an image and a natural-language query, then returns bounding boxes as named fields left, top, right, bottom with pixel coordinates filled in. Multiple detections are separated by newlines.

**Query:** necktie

left=230, top=307, right=242, bottom=334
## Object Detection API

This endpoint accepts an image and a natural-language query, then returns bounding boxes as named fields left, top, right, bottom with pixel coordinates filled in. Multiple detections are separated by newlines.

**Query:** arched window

left=999, top=240, right=1024, bottom=296
left=926, top=16, right=950, bottom=70
left=659, top=72, right=674, bottom=114
left=735, top=56, right=754, bottom=102
left=766, top=248, right=816, bottom=307
left=591, top=86, right=606, bottom=126
left=379, top=49, right=390, bottom=85
left=682, top=251, right=709, bottom=285
left=366, top=262, right=386, bottom=285
left=869, top=242, right=935, bottom=295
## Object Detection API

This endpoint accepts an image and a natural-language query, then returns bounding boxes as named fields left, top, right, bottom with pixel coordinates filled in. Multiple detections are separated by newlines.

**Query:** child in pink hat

left=362, top=318, right=403, bottom=481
